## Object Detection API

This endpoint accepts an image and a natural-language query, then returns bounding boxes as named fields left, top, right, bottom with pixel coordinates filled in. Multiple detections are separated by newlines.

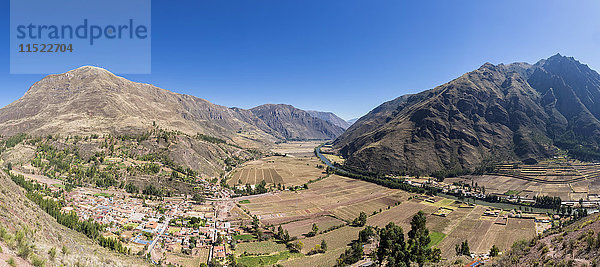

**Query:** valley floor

left=1, top=140, right=565, bottom=267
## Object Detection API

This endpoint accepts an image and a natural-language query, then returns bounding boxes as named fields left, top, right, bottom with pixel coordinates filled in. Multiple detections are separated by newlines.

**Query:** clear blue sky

left=2, top=1, right=600, bottom=120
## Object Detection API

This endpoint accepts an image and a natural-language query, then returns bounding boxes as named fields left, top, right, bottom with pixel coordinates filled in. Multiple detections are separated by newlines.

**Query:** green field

left=168, top=227, right=181, bottom=234
left=235, top=241, right=287, bottom=256
left=432, top=198, right=454, bottom=207
left=504, top=190, right=520, bottom=196
left=237, top=251, right=302, bottom=266
left=428, top=231, right=446, bottom=247
left=93, top=192, right=113, bottom=197
left=53, top=183, right=65, bottom=189
left=233, top=234, right=255, bottom=241
left=239, top=200, right=251, bottom=204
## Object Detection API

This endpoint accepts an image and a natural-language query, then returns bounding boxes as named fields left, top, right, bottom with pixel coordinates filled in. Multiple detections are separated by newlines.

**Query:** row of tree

left=533, top=195, right=562, bottom=209
left=327, top=165, right=438, bottom=195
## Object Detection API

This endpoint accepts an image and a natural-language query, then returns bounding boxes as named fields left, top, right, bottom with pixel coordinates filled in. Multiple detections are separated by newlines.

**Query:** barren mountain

left=334, top=54, right=600, bottom=175
left=0, top=66, right=274, bottom=144
left=306, top=110, right=351, bottom=129
left=0, top=66, right=343, bottom=143
left=251, top=104, right=345, bottom=140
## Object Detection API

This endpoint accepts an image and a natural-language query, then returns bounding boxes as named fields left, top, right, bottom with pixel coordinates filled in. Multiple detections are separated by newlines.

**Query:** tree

left=353, top=212, right=367, bottom=227
left=358, top=226, right=375, bottom=243
left=227, top=254, right=238, bottom=267
left=307, top=223, right=319, bottom=237
left=277, top=225, right=284, bottom=240
left=336, top=241, right=364, bottom=266
left=257, top=229, right=264, bottom=241
left=377, top=222, right=409, bottom=266
left=456, top=240, right=470, bottom=256
left=377, top=212, right=441, bottom=267
left=288, top=241, right=303, bottom=253
left=282, top=230, right=291, bottom=243
left=252, top=216, right=259, bottom=232
left=125, top=183, right=138, bottom=194
left=408, top=211, right=440, bottom=266
left=192, top=194, right=204, bottom=204
left=321, top=239, right=328, bottom=252
left=490, top=245, right=500, bottom=257
left=7, top=162, right=12, bottom=170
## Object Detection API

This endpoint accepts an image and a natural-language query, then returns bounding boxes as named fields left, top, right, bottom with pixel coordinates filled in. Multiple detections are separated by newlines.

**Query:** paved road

left=146, top=217, right=170, bottom=259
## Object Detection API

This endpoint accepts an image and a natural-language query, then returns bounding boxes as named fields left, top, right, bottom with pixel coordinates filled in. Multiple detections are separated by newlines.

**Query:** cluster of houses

left=62, top=187, right=240, bottom=265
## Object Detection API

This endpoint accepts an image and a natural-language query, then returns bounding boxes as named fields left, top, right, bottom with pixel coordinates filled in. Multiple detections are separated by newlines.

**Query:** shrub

left=48, top=247, right=56, bottom=261
left=31, top=254, right=46, bottom=267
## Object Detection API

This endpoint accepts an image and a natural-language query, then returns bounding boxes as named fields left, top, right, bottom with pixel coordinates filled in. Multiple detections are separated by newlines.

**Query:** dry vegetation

left=493, top=214, right=600, bottom=266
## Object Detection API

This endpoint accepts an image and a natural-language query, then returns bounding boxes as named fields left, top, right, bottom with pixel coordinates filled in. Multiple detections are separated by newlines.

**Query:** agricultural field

left=236, top=150, right=539, bottom=264
left=454, top=159, right=600, bottom=201
left=238, top=251, right=303, bottom=266
left=446, top=173, right=600, bottom=201
left=227, top=156, right=325, bottom=186
left=234, top=241, right=287, bottom=256
left=496, top=159, right=580, bottom=179
left=264, top=188, right=536, bottom=265
left=281, top=215, right=345, bottom=237
left=238, top=174, right=409, bottom=226
left=281, top=225, right=364, bottom=267
left=366, top=198, right=536, bottom=258
left=270, top=141, right=323, bottom=157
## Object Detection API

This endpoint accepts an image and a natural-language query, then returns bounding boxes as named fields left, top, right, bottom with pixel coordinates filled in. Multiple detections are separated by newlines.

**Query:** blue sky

left=2, top=1, right=600, bottom=120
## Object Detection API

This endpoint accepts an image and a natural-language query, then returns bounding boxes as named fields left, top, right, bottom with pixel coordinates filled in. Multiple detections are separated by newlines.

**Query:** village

left=59, top=180, right=242, bottom=266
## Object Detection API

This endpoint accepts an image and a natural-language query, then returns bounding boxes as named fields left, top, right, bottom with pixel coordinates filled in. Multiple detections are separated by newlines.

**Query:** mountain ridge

left=250, top=104, right=345, bottom=140
left=306, top=110, right=351, bottom=129
left=334, top=54, right=600, bottom=175
left=0, top=66, right=343, bottom=143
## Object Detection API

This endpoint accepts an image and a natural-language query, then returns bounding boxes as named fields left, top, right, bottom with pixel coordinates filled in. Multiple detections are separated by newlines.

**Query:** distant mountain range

left=0, top=66, right=344, bottom=142
left=306, top=110, right=351, bottom=129
left=250, top=105, right=345, bottom=140
left=335, top=54, right=600, bottom=175
left=346, top=118, right=359, bottom=125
